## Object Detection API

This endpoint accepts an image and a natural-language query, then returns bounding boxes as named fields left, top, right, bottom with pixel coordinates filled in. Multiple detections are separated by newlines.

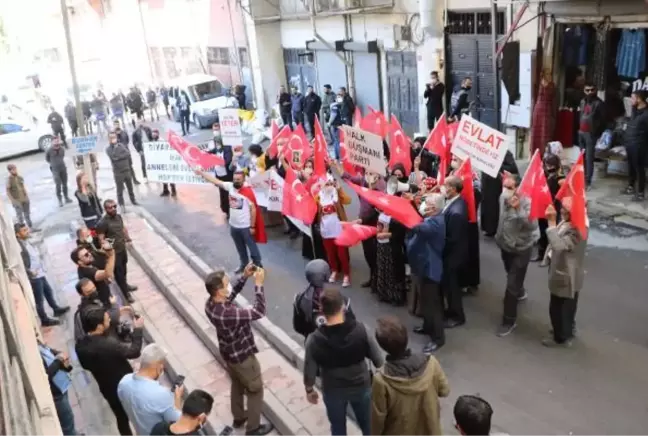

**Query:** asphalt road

left=3, top=118, right=648, bottom=434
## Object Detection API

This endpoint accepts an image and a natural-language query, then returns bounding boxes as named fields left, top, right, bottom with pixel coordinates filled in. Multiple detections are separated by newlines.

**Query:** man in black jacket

left=578, top=83, right=605, bottom=188
left=277, top=85, right=292, bottom=129
left=47, top=107, right=67, bottom=146
left=64, top=101, right=78, bottom=137
left=303, top=287, right=383, bottom=435
left=131, top=120, right=152, bottom=180
left=38, top=340, right=78, bottom=435
left=424, top=71, right=445, bottom=130
left=304, top=86, right=322, bottom=139
left=75, top=306, right=144, bottom=435
left=338, top=87, right=355, bottom=126
left=623, top=90, right=648, bottom=202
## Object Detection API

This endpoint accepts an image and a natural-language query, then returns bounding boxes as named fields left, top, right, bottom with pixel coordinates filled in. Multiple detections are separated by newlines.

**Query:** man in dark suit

left=441, top=176, right=469, bottom=328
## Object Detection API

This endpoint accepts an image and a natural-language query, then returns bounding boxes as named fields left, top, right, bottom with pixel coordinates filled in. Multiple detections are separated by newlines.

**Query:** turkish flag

left=446, top=122, right=459, bottom=154
left=361, top=107, right=388, bottom=138
left=455, top=158, right=477, bottom=223
left=313, top=115, right=328, bottom=178
left=335, top=222, right=378, bottom=247
left=388, top=115, right=412, bottom=175
left=281, top=124, right=312, bottom=170
left=423, top=116, right=451, bottom=181
left=353, top=107, right=363, bottom=129
left=266, top=124, right=291, bottom=159
left=517, top=149, right=553, bottom=219
left=556, top=152, right=588, bottom=239
left=167, top=130, right=225, bottom=168
left=271, top=119, right=279, bottom=138
left=282, top=165, right=318, bottom=225
left=339, top=129, right=363, bottom=177
left=345, top=181, right=422, bottom=228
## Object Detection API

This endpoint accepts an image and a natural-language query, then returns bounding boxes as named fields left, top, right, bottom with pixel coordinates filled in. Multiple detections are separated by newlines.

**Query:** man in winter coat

left=291, top=87, right=305, bottom=127
left=623, top=90, right=648, bottom=201
left=110, top=93, right=127, bottom=130
left=449, top=77, right=472, bottom=122
left=303, top=86, right=322, bottom=138
left=578, top=83, right=605, bottom=187
left=45, top=137, right=72, bottom=206
left=277, top=85, right=292, bottom=128
left=321, top=84, right=336, bottom=123
left=338, top=87, right=355, bottom=126
left=47, top=107, right=67, bottom=146
left=64, top=101, right=78, bottom=137
left=146, top=87, right=159, bottom=121
left=371, top=316, right=450, bottom=435
left=106, top=132, right=138, bottom=207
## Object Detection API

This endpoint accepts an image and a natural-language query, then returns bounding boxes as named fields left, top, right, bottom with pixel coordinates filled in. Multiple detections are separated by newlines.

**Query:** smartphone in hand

left=172, top=375, right=185, bottom=392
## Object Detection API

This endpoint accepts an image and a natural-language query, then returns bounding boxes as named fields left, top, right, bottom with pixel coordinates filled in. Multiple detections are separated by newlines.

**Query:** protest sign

left=72, top=135, right=99, bottom=155
left=341, top=126, right=384, bottom=175
left=218, top=109, right=242, bottom=146
left=450, top=115, right=509, bottom=178
left=143, top=141, right=213, bottom=185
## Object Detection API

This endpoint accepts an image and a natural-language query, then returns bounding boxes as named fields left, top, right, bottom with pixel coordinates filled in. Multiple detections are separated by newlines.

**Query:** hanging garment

left=562, top=26, right=589, bottom=67
left=554, top=109, right=576, bottom=148
left=587, top=24, right=611, bottom=89
left=616, top=29, right=646, bottom=79
left=531, top=81, right=556, bottom=156
left=502, top=41, right=521, bottom=104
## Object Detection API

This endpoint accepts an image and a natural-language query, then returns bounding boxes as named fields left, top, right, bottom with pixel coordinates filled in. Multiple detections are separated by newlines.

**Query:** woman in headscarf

left=373, top=164, right=408, bottom=305
left=300, top=160, right=326, bottom=260
left=316, top=173, right=352, bottom=287
left=535, top=153, right=565, bottom=263
left=449, top=155, right=482, bottom=294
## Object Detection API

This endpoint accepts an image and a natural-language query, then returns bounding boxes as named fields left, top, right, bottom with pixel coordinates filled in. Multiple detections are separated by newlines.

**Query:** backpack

left=292, top=287, right=354, bottom=338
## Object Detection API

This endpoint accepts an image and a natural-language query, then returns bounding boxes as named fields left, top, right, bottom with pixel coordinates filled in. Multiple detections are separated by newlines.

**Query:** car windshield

left=188, top=80, right=223, bottom=102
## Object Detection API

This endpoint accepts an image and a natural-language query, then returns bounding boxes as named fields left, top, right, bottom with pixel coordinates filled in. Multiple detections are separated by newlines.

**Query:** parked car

left=0, top=120, right=54, bottom=160
left=168, top=74, right=238, bottom=129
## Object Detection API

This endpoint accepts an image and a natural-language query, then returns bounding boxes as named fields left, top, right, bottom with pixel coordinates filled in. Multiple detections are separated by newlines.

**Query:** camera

left=116, top=320, right=133, bottom=340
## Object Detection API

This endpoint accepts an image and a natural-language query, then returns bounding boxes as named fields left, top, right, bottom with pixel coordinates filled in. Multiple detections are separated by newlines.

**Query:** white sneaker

left=328, top=272, right=337, bottom=283
left=342, top=276, right=351, bottom=288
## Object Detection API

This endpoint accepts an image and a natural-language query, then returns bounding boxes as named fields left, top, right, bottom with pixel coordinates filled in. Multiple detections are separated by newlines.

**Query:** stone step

left=124, top=211, right=359, bottom=435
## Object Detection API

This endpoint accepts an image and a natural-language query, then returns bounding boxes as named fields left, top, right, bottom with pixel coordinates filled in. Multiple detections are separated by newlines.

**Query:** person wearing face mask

left=76, top=226, right=106, bottom=269
left=494, top=174, right=539, bottom=337
left=328, top=95, right=344, bottom=159
left=75, top=306, right=144, bottom=435
left=449, top=77, right=472, bottom=122
left=204, top=265, right=274, bottom=436
left=542, top=199, right=586, bottom=348
left=300, top=160, right=327, bottom=260
left=480, top=150, right=519, bottom=237
left=118, top=344, right=184, bottom=435
left=230, top=144, right=251, bottom=175
left=304, top=85, right=322, bottom=138
left=72, top=278, right=129, bottom=341
left=71, top=240, right=117, bottom=306
left=424, top=71, right=445, bottom=130
left=535, top=154, right=564, bottom=263
left=247, top=144, right=266, bottom=177
left=373, top=165, right=409, bottom=305
left=578, top=82, right=605, bottom=188
left=150, top=389, right=214, bottom=435
left=407, top=193, right=446, bottom=353
left=335, top=161, right=386, bottom=287
left=316, top=174, right=352, bottom=287
left=106, top=132, right=139, bottom=207
left=440, top=176, right=469, bottom=329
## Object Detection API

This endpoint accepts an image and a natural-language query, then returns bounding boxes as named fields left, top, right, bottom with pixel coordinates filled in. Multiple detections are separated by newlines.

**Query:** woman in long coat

left=480, top=150, right=519, bottom=237
left=543, top=199, right=586, bottom=347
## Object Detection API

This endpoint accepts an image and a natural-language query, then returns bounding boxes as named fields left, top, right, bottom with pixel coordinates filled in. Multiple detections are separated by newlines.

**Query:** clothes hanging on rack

left=562, top=26, right=589, bottom=67
left=616, top=29, right=646, bottom=79
left=587, top=24, right=611, bottom=89
left=554, top=109, right=575, bottom=148
left=531, top=81, right=556, bottom=156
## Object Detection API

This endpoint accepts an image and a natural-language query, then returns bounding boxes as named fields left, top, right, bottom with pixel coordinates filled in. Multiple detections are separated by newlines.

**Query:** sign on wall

left=341, top=126, right=385, bottom=175
left=451, top=115, right=509, bottom=178
left=218, top=109, right=242, bottom=146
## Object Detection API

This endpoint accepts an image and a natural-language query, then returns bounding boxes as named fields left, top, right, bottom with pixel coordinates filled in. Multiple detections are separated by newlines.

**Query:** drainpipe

left=310, top=0, right=349, bottom=68
left=344, top=14, right=355, bottom=100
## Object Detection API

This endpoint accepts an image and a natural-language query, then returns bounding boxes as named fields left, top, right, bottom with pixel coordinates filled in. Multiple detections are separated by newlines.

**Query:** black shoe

left=127, top=284, right=138, bottom=292
left=496, top=322, right=517, bottom=337
left=245, top=424, right=274, bottom=436
left=58, top=200, right=64, bottom=207
left=233, top=417, right=248, bottom=429
left=361, top=279, right=372, bottom=288
left=422, top=342, right=440, bottom=354
left=413, top=326, right=426, bottom=335
left=134, top=180, right=141, bottom=185
left=171, top=190, right=177, bottom=197
left=42, top=318, right=60, bottom=327
left=131, top=200, right=139, bottom=206
left=53, top=306, right=70, bottom=316
left=65, top=197, right=73, bottom=204
left=126, top=294, right=135, bottom=304
left=443, top=319, right=465, bottom=329
left=160, top=191, right=170, bottom=197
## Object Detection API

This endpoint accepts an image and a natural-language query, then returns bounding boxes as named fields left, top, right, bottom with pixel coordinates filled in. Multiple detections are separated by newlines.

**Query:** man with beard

left=578, top=83, right=605, bottom=188
left=208, top=124, right=233, bottom=215
left=97, top=199, right=138, bottom=303
left=71, top=237, right=116, bottom=306
left=480, top=150, right=518, bottom=237
left=76, top=227, right=106, bottom=268
left=76, top=307, right=144, bottom=435
left=73, top=278, right=131, bottom=341
left=441, top=176, right=469, bottom=328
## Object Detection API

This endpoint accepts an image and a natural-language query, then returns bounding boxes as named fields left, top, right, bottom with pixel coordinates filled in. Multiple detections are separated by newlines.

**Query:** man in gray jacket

left=45, top=137, right=72, bottom=207
left=105, top=132, right=138, bottom=207
left=494, top=175, right=539, bottom=337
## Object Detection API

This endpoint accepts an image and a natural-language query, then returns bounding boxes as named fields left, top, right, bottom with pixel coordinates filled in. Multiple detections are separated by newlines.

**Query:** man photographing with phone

left=118, top=344, right=184, bottom=435
left=204, top=264, right=273, bottom=436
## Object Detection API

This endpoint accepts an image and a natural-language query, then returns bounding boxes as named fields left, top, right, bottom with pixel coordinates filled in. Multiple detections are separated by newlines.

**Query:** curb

left=126, top=213, right=306, bottom=435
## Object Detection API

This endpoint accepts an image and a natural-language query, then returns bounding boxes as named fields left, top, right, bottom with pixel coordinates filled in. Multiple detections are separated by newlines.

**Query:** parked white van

left=168, top=74, right=238, bottom=129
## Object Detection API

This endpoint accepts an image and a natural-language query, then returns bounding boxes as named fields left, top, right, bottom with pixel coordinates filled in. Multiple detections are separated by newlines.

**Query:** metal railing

left=0, top=196, right=62, bottom=435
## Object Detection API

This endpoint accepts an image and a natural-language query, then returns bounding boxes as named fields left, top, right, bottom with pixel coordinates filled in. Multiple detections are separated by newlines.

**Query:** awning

left=541, top=0, right=648, bottom=19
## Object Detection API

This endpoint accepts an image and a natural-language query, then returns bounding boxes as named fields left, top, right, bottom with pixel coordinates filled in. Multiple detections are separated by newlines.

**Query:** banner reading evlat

left=451, top=115, right=509, bottom=178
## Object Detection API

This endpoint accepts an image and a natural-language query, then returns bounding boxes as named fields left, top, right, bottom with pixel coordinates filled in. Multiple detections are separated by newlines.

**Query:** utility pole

left=491, top=0, right=501, bottom=131
left=60, top=0, right=95, bottom=189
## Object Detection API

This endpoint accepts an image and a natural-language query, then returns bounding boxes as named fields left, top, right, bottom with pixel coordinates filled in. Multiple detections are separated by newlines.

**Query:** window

left=238, top=47, right=249, bottom=68
left=207, top=47, right=230, bottom=65
left=188, top=80, right=223, bottom=102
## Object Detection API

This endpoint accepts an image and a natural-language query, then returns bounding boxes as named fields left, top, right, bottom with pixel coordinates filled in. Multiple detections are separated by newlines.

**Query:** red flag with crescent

left=281, top=124, right=312, bottom=170
left=282, top=165, right=318, bottom=225
left=556, top=152, right=588, bottom=239
left=167, top=130, right=225, bottom=168
left=388, top=114, right=412, bottom=175
left=361, top=106, right=388, bottom=138
left=335, top=222, right=378, bottom=247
